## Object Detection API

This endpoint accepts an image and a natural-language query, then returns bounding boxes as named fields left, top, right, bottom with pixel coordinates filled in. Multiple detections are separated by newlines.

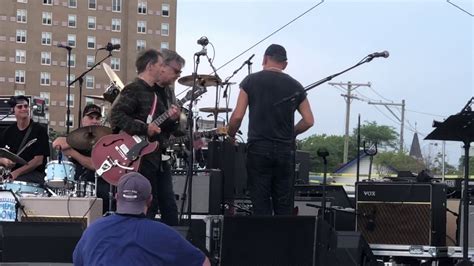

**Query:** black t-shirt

left=0, top=120, right=50, bottom=172
left=241, top=70, right=306, bottom=144
left=70, top=150, right=96, bottom=182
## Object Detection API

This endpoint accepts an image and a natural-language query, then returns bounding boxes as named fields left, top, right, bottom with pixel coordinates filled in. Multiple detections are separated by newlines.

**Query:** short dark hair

left=9, top=95, right=29, bottom=107
left=264, top=44, right=287, bottom=62
left=160, top=49, right=185, bottom=68
left=135, top=49, right=162, bottom=74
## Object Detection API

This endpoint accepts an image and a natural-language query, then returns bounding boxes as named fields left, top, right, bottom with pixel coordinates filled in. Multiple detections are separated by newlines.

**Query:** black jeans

left=246, top=141, right=294, bottom=215
left=139, top=157, right=179, bottom=226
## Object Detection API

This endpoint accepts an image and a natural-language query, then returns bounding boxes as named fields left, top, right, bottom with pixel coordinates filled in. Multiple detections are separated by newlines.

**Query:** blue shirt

left=73, top=214, right=205, bottom=266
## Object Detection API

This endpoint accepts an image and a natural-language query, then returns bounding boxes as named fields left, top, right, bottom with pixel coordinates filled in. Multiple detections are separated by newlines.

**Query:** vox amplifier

left=356, top=182, right=446, bottom=246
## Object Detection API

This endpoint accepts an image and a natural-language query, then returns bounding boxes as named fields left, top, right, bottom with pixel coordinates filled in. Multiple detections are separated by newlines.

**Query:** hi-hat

left=199, top=107, right=233, bottom=113
left=0, top=148, right=27, bottom=165
left=102, top=62, right=125, bottom=89
left=178, top=75, right=222, bottom=87
left=85, top=95, right=106, bottom=101
left=67, top=125, right=112, bottom=151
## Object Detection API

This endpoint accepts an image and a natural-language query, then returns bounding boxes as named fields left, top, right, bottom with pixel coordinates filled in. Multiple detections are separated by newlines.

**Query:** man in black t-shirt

left=0, top=95, right=50, bottom=184
left=228, top=44, right=314, bottom=215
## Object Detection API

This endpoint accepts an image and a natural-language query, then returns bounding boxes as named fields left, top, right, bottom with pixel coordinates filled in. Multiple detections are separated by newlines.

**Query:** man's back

left=73, top=214, right=205, bottom=266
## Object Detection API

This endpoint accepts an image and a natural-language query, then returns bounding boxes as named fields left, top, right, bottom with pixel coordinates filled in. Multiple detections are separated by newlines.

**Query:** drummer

left=0, top=95, right=50, bottom=184
left=53, top=104, right=111, bottom=212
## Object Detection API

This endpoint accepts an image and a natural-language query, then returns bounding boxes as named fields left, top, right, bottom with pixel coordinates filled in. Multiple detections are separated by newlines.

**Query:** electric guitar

left=91, top=86, right=207, bottom=185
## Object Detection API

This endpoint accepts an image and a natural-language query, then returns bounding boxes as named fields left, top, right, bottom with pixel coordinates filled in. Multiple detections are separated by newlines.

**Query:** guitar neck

left=166, top=129, right=218, bottom=147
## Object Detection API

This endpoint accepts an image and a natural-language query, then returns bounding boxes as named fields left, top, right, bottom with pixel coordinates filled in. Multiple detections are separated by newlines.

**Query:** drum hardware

left=1, top=180, right=47, bottom=197
left=199, top=107, right=233, bottom=114
left=85, top=95, right=106, bottom=101
left=178, top=74, right=222, bottom=87
left=66, top=125, right=112, bottom=151
left=102, top=62, right=125, bottom=104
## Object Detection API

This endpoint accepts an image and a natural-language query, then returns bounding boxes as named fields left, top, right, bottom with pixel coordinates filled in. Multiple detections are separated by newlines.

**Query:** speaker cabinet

left=0, top=222, right=83, bottom=262
left=173, top=169, right=222, bottom=214
left=356, top=182, right=446, bottom=246
left=220, top=216, right=321, bottom=266
left=335, top=231, right=378, bottom=266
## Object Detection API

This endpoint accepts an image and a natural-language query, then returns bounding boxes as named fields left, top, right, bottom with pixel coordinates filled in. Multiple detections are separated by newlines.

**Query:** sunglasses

left=15, top=104, right=29, bottom=109
left=166, top=64, right=182, bottom=75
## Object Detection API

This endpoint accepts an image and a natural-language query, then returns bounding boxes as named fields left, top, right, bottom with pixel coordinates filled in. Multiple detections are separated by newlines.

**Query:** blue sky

left=175, top=0, right=473, bottom=165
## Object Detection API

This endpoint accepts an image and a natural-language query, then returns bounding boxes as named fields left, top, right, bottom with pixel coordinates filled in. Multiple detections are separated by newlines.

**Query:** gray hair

left=160, top=49, right=185, bottom=68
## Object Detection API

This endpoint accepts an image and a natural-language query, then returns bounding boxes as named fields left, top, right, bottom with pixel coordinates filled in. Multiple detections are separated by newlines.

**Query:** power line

left=214, top=0, right=326, bottom=72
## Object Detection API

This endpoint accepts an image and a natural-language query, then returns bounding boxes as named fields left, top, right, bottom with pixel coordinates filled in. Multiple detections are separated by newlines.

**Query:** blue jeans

left=246, top=141, right=294, bottom=215
left=139, top=158, right=179, bottom=226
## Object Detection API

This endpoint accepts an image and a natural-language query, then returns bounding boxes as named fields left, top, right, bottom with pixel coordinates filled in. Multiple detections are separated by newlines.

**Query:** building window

left=67, top=74, right=75, bottom=87
left=162, top=4, right=170, bottom=17
left=111, top=18, right=121, bottom=32
left=137, top=40, right=146, bottom=51
left=65, top=114, right=74, bottom=127
left=110, top=57, right=120, bottom=71
left=16, top=30, right=26, bottom=43
left=88, top=16, right=96, bottom=29
left=17, top=0, right=27, bottom=3
left=138, top=1, right=147, bottom=14
left=66, top=94, right=75, bottom=108
left=160, top=42, right=169, bottom=50
left=112, top=0, right=122, bottom=12
left=137, top=21, right=146, bottom=34
left=88, top=0, right=96, bottom=9
left=40, top=72, right=51, bottom=86
left=43, top=0, right=52, bottom=5
left=67, top=34, right=76, bottom=47
left=111, top=38, right=121, bottom=50
left=40, top=92, right=50, bottom=105
left=41, top=51, right=51, bottom=65
left=14, top=90, right=26, bottom=96
left=41, top=32, right=52, bottom=45
left=68, top=54, right=76, bottom=68
left=87, top=36, right=96, bottom=49
left=15, top=70, right=26, bottom=83
left=87, top=55, right=95, bottom=68
left=42, top=12, right=52, bottom=25
left=68, top=0, right=77, bottom=8
left=161, top=23, right=169, bottom=36
left=86, top=75, right=94, bottom=89
left=17, top=9, right=27, bottom=23
left=68, top=14, right=77, bottom=28
left=15, top=50, right=26, bottom=64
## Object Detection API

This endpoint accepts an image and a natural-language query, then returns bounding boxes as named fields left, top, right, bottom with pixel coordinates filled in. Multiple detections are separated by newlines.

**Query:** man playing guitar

left=0, top=95, right=50, bottom=184
left=109, top=49, right=184, bottom=226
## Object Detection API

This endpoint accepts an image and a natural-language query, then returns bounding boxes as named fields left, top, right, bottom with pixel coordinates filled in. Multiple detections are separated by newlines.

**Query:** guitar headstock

left=181, top=85, right=207, bottom=104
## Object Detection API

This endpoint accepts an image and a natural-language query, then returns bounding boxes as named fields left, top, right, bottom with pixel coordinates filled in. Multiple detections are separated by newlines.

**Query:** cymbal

left=85, top=95, right=106, bottom=101
left=199, top=107, right=233, bottom=113
left=102, top=63, right=125, bottom=89
left=178, top=75, right=222, bottom=87
left=67, top=125, right=112, bottom=151
left=0, top=148, right=27, bottom=165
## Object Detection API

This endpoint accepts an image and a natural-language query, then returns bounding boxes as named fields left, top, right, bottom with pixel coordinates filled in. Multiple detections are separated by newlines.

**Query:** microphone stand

left=65, top=47, right=72, bottom=133
left=180, top=52, right=201, bottom=230
left=205, top=54, right=223, bottom=128
left=222, top=57, right=252, bottom=124
left=69, top=50, right=113, bottom=126
left=274, top=55, right=376, bottom=106
left=0, top=111, right=14, bottom=121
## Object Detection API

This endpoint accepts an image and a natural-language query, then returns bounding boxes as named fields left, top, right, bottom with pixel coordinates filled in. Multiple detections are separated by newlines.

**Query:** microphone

left=368, top=51, right=389, bottom=58
left=57, top=43, right=72, bottom=50
left=244, top=54, right=255, bottom=65
left=197, top=36, right=209, bottom=46
left=99, top=42, right=121, bottom=51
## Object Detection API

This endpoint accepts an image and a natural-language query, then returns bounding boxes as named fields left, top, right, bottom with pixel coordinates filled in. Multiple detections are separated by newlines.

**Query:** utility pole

left=329, top=81, right=371, bottom=163
left=368, top=99, right=406, bottom=152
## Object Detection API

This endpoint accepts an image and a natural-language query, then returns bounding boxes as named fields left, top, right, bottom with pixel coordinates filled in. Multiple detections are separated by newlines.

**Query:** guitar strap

left=18, top=120, right=33, bottom=153
left=146, top=93, right=158, bottom=124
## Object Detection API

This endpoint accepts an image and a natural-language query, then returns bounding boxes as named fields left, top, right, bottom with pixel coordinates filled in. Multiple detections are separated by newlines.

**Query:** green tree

left=352, top=121, right=399, bottom=150
left=374, top=151, right=425, bottom=175
left=458, top=155, right=474, bottom=176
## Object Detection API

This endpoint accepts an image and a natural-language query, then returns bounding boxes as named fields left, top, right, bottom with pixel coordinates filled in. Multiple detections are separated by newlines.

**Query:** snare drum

left=74, top=181, right=96, bottom=197
left=45, top=160, right=76, bottom=189
left=0, top=181, right=46, bottom=197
